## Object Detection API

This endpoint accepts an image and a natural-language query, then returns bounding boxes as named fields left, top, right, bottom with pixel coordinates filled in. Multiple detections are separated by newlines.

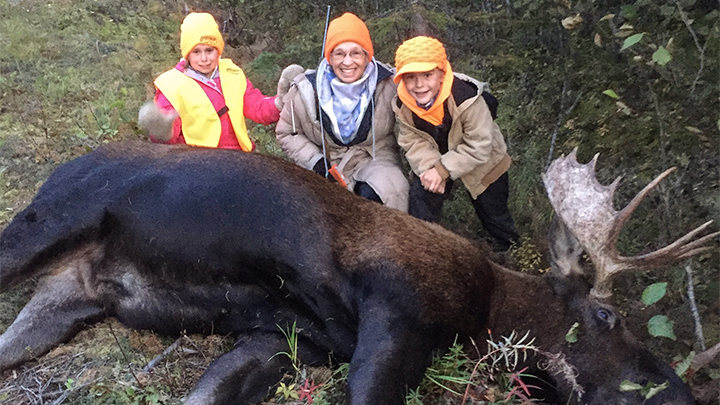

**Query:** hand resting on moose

left=0, top=142, right=715, bottom=404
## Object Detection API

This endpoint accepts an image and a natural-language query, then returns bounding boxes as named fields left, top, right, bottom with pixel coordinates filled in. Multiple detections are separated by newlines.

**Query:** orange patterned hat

left=394, top=36, right=447, bottom=83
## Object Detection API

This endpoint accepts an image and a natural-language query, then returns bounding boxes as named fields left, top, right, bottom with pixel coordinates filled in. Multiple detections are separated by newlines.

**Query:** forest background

left=0, top=0, right=718, bottom=403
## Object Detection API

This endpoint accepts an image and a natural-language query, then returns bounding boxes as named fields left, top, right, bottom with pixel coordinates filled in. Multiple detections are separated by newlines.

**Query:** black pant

left=408, top=172, right=519, bottom=251
left=354, top=181, right=382, bottom=204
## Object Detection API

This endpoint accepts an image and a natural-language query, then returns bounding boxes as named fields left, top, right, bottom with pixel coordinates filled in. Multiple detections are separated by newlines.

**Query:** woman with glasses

left=275, top=13, right=409, bottom=212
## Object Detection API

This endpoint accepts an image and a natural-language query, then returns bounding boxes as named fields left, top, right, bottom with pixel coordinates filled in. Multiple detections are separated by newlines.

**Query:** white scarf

left=316, top=58, right=378, bottom=144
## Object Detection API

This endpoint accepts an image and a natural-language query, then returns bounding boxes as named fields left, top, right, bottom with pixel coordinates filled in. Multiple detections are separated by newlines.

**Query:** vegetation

left=0, top=0, right=717, bottom=403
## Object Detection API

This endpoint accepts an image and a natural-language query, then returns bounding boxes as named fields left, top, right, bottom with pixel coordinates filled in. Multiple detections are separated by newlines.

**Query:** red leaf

left=296, top=379, right=322, bottom=404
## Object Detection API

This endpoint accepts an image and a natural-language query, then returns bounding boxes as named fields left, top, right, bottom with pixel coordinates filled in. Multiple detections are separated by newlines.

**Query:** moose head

left=0, top=142, right=715, bottom=404
left=480, top=149, right=718, bottom=404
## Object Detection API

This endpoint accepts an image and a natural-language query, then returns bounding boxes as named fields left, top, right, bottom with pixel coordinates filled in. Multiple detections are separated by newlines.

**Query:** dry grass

left=0, top=319, right=232, bottom=404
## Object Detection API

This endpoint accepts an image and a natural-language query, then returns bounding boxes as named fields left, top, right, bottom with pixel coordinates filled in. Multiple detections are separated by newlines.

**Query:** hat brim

left=393, top=62, right=441, bottom=83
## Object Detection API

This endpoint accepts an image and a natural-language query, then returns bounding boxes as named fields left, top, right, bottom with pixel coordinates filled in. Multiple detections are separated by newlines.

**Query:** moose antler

left=543, top=149, right=719, bottom=299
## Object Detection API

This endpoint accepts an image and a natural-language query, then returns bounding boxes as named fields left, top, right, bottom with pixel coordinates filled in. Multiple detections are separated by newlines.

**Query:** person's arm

left=398, top=122, right=447, bottom=194
left=438, top=97, right=495, bottom=179
left=394, top=104, right=448, bottom=194
left=275, top=64, right=305, bottom=112
left=419, top=168, right=446, bottom=194
left=138, top=89, right=182, bottom=144
left=242, top=79, right=280, bottom=125
left=275, top=81, right=325, bottom=171
left=394, top=103, right=444, bottom=176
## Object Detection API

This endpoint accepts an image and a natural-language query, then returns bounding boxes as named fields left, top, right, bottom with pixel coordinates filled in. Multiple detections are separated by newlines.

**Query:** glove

left=274, top=64, right=305, bottom=111
left=138, top=101, right=178, bottom=142
left=312, top=158, right=329, bottom=176
left=311, top=158, right=337, bottom=183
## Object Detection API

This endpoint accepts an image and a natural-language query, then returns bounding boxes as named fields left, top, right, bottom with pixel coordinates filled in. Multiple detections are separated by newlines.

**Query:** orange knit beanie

left=180, top=12, right=225, bottom=60
left=324, top=13, right=374, bottom=62
left=394, top=36, right=447, bottom=83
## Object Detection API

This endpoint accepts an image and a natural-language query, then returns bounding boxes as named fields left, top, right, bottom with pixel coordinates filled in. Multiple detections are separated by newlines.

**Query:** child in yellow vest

left=138, top=12, right=302, bottom=151
left=392, top=36, right=519, bottom=251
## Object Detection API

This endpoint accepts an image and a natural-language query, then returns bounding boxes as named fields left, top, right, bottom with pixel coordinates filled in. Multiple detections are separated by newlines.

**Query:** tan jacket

left=276, top=63, right=409, bottom=212
left=393, top=73, right=511, bottom=199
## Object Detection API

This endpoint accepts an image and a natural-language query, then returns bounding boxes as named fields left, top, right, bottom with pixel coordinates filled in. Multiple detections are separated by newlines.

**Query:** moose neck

left=484, top=263, right=569, bottom=346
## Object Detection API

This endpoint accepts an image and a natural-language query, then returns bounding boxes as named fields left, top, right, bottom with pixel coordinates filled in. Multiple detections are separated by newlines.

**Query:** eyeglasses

left=330, top=50, right=367, bottom=62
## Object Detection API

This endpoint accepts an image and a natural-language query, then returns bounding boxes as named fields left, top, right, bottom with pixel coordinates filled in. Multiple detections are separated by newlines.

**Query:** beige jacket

left=393, top=73, right=511, bottom=199
left=276, top=63, right=409, bottom=212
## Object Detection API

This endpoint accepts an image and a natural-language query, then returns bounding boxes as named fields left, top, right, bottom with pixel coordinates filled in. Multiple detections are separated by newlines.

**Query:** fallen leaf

left=562, top=14, right=583, bottom=29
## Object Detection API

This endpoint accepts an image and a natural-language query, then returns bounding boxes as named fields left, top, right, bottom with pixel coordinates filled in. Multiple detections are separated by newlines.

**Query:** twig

left=49, top=381, right=91, bottom=405
left=647, top=83, right=667, bottom=164
left=20, top=382, right=41, bottom=403
left=108, top=322, right=143, bottom=387
left=461, top=337, right=483, bottom=405
left=35, top=374, right=51, bottom=404
left=545, top=79, right=582, bottom=170
left=545, top=79, right=567, bottom=170
left=690, top=341, right=720, bottom=372
left=674, top=0, right=707, bottom=97
left=685, top=262, right=706, bottom=351
left=142, top=337, right=182, bottom=372
left=49, top=389, right=73, bottom=405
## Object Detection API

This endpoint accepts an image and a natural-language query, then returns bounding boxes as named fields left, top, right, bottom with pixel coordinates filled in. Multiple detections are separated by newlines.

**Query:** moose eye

left=594, top=307, right=617, bottom=329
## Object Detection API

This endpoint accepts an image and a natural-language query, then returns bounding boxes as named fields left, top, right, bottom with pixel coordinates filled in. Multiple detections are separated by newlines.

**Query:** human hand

left=420, top=168, right=446, bottom=194
left=138, top=101, right=178, bottom=142
left=312, top=158, right=330, bottom=175
left=312, top=158, right=337, bottom=183
left=275, top=64, right=305, bottom=111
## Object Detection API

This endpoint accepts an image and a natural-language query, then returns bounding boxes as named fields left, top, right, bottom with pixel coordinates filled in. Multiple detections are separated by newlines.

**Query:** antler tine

left=678, top=230, right=720, bottom=258
left=611, top=167, right=677, bottom=242
left=590, top=226, right=717, bottom=298
left=679, top=246, right=718, bottom=260
left=623, top=223, right=719, bottom=268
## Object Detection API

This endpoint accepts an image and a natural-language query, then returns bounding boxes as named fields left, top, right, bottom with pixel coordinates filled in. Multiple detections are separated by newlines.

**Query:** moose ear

left=548, top=215, right=586, bottom=278
left=547, top=215, right=592, bottom=300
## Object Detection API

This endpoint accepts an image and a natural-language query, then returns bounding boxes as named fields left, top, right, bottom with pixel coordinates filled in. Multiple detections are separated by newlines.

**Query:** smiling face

left=328, top=41, right=370, bottom=83
left=402, top=68, right=444, bottom=106
left=187, top=44, right=219, bottom=78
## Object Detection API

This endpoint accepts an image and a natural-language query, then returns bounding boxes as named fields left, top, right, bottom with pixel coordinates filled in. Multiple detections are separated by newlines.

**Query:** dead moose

left=0, top=142, right=715, bottom=404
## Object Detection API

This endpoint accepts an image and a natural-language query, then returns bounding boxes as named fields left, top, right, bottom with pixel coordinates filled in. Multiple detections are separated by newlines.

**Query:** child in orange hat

left=392, top=36, right=519, bottom=251
left=138, top=12, right=303, bottom=151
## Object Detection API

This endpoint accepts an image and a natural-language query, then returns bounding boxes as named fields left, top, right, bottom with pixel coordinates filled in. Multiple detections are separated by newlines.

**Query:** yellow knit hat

left=180, top=12, right=225, bottom=60
left=324, top=13, right=374, bottom=62
left=394, top=36, right=447, bottom=83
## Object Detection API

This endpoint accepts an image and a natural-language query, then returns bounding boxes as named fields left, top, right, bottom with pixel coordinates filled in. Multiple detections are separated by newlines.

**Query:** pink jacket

left=153, top=62, right=280, bottom=150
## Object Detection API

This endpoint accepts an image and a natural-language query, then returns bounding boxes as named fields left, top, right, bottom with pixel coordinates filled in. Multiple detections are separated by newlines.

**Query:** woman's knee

left=354, top=181, right=383, bottom=204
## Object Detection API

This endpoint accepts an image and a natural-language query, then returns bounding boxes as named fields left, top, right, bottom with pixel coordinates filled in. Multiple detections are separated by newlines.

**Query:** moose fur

left=0, top=142, right=696, bottom=404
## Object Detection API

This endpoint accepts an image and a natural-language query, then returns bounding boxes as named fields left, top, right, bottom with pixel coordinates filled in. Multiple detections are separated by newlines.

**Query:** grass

left=266, top=332, right=545, bottom=405
left=272, top=322, right=301, bottom=374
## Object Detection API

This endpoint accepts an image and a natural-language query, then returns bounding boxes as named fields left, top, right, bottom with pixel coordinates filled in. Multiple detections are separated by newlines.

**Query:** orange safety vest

left=154, top=59, right=252, bottom=151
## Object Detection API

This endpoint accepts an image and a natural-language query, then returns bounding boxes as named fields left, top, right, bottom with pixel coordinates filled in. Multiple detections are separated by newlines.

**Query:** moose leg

left=347, top=302, right=439, bottom=405
left=0, top=270, right=104, bottom=371
left=184, top=332, right=327, bottom=405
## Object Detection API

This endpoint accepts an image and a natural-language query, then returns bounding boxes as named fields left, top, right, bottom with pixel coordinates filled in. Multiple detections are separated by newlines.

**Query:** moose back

left=0, top=142, right=709, bottom=404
